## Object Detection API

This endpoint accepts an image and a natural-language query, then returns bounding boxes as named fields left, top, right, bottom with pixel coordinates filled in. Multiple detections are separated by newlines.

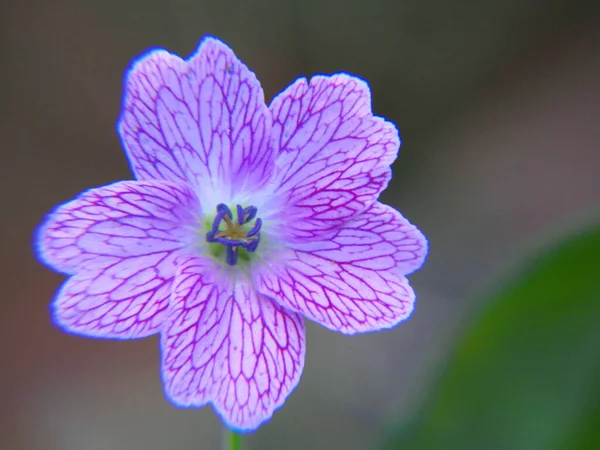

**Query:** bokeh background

left=2, top=1, right=599, bottom=449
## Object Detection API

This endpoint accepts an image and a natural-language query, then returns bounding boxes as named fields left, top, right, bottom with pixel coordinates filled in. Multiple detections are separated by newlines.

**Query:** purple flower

left=36, top=37, right=428, bottom=430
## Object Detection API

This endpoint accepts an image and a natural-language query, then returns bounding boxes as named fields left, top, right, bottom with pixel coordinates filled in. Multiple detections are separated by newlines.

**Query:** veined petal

left=161, top=256, right=305, bottom=430
left=37, top=181, right=200, bottom=274
left=118, top=37, right=274, bottom=206
left=267, top=74, right=399, bottom=240
left=37, top=180, right=200, bottom=338
left=257, top=202, right=427, bottom=334
left=52, top=259, right=172, bottom=338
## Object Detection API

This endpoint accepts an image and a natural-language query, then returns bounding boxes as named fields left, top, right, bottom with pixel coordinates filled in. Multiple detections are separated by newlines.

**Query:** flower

left=36, top=37, right=428, bottom=430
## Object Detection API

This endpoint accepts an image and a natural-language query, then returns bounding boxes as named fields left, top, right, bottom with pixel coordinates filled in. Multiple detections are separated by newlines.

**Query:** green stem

left=223, top=427, right=243, bottom=450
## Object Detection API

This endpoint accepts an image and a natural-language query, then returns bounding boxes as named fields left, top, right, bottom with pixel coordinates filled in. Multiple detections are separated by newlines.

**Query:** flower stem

left=223, top=427, right=243, bottom=450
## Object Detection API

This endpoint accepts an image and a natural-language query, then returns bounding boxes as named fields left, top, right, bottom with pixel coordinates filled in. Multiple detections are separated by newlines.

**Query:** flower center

left=206, top=203, right=262, bottom=266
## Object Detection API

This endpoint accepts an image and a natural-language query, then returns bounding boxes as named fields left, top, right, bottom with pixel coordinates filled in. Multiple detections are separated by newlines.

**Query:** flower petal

left=162, top=256, right=305, bottom=430
left=52, top=261, right=171, bottom=338
left=118, top=37, right=274, bottom=205
left=37, top=180, right=200, bottom=338
left=37, top=180, right=200, bottom=274
left=257, top=202, right=427, bottom=334
left=267, top=74, right=399, bottom=240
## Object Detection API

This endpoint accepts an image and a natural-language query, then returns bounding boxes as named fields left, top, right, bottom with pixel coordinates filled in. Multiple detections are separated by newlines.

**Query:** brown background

left=1, top=0, right=599, bottom=449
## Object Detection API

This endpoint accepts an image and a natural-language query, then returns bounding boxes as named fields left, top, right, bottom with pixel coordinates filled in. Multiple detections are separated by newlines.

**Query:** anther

left=246, top=218, right=262, bottom=237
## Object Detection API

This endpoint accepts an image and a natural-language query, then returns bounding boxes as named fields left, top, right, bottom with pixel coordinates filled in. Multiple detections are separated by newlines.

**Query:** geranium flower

left=36, top=37, right=428, bottom=430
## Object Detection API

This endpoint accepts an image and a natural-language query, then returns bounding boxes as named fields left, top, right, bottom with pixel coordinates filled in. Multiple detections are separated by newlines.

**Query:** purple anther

left=242, top=206, right=257, bottom=224
left=246, top=234, right=260, bottom=252
left=225, top=246, right=238, bottom=266
left=206, top=206, right=229, bottom=242
left=217, top=203, right=233, bottom=218
left=236, top=204, right=244, bottom=225
left=246, top=218, right=262, bottom=237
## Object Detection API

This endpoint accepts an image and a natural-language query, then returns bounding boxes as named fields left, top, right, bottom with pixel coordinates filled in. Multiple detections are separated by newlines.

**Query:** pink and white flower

left=36, top=37, right=428, bottom=430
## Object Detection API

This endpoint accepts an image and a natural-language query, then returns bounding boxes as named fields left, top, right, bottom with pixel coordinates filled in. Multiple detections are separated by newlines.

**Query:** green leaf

left=383, top=225, right=600, bottom=450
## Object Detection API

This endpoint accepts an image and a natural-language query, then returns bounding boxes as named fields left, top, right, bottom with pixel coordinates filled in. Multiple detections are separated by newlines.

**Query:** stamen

left=226, top=246, right=238, bottom=266
left=246, top=234, right=260, bottom=252
left=206, top=206, right=229, bottom=242
left=242, top=206, right=257, bottom=224
left=205, top=203, right=262, bottom=266
left=246, top=218, right=262, bottom=237
left=216, top=203, right=233, bottom=219
left=236, top=204, right=245, bottom=225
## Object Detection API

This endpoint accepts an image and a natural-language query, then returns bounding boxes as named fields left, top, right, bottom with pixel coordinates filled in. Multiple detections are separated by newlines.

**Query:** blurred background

left=1, top=0, right=599, bottom=449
